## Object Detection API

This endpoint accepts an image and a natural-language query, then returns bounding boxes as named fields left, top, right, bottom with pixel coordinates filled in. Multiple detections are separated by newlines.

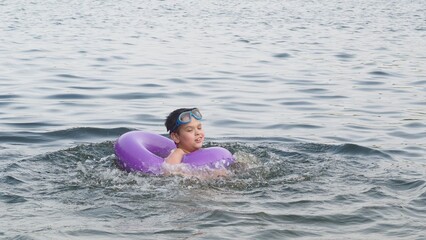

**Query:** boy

left=164, top=108, right=204, bottom=164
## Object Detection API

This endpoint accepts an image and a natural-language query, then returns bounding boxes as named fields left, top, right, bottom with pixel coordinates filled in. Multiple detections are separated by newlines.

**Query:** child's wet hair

left=165, top=107, right=197, bottom=133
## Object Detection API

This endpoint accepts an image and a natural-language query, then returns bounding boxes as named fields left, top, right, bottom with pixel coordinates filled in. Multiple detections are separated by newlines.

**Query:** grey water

left=1, top=0, right=425, bottom=239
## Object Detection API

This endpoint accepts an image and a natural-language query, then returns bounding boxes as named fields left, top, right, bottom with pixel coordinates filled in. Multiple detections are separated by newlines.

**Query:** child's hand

left=165, top=148, right=186, bottom=164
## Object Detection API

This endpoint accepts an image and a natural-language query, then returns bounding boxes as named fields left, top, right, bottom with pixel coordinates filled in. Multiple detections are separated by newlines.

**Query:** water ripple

left=331, top=143, right=392, bottom=159
left=1, top=137, right=424, bottom=238
left=0, top=192, right=27, bottom=203
left=45, top=93, right=95, bottom=99
left=273, top=53, right=291, bottom=59
left=1, top=0, right=425, bottom=238
left=1, top=175, right=25, bottom=185
left=107, top=92, right=170, bottom=100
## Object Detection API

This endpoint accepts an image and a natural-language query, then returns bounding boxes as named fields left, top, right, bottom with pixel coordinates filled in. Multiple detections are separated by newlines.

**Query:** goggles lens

left=170, top=108, right=202, bottom=133
left=179, top=108, right=202, bottom=122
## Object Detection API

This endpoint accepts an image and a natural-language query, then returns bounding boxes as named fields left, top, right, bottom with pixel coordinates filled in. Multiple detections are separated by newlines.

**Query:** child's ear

left=170, top=132, right=180, bottom=144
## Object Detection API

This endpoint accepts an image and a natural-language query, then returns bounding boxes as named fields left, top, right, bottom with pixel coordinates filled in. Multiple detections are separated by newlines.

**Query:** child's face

left=172, top=118, right=204, bottom=153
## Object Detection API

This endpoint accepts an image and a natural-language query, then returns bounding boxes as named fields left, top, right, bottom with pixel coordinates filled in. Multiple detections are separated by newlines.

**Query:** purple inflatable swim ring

left=114, top=131, right=235, bottom=174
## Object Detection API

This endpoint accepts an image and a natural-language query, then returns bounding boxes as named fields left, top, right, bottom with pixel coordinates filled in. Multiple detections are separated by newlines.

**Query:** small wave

left=368, top=70, right=400, bottom=77
left=335, top=52, right=356, bottom=59
left=55, top=73, right=85, bottom=79
left=0, top=127, right=131, bottom=144
left=44, top=93, right=95, bottom=100
left=330, top=143, right=392, bottom=159
left=106, top=92, right=169, bottom=100
left=4, top=121, right=62, bottom=128
left=0, top=94, right=20, bottom=99
left=45, top=127, right=131, bottom=139
left=273, top=53, right=291, bottom=59
left=0, top=192, right=27, bottom=203
left=1, top=175, right=25, bottom=185
left=384, top=178, right=426, bottom=192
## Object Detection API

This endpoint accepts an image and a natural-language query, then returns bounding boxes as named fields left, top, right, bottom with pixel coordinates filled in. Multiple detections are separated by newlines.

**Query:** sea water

left=1, top=0, right=425, bottom=239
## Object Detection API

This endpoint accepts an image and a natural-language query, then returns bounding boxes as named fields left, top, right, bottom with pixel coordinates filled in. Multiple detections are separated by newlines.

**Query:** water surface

left=1, top=0, right=425, bottom=239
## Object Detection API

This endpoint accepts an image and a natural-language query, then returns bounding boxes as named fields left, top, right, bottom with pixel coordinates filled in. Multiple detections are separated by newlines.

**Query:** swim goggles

left=170, top=108, right=202, bottom=133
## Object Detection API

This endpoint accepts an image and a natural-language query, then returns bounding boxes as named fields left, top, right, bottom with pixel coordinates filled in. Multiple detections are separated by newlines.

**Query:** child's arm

left=165, top=148, right=186, bottom=164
